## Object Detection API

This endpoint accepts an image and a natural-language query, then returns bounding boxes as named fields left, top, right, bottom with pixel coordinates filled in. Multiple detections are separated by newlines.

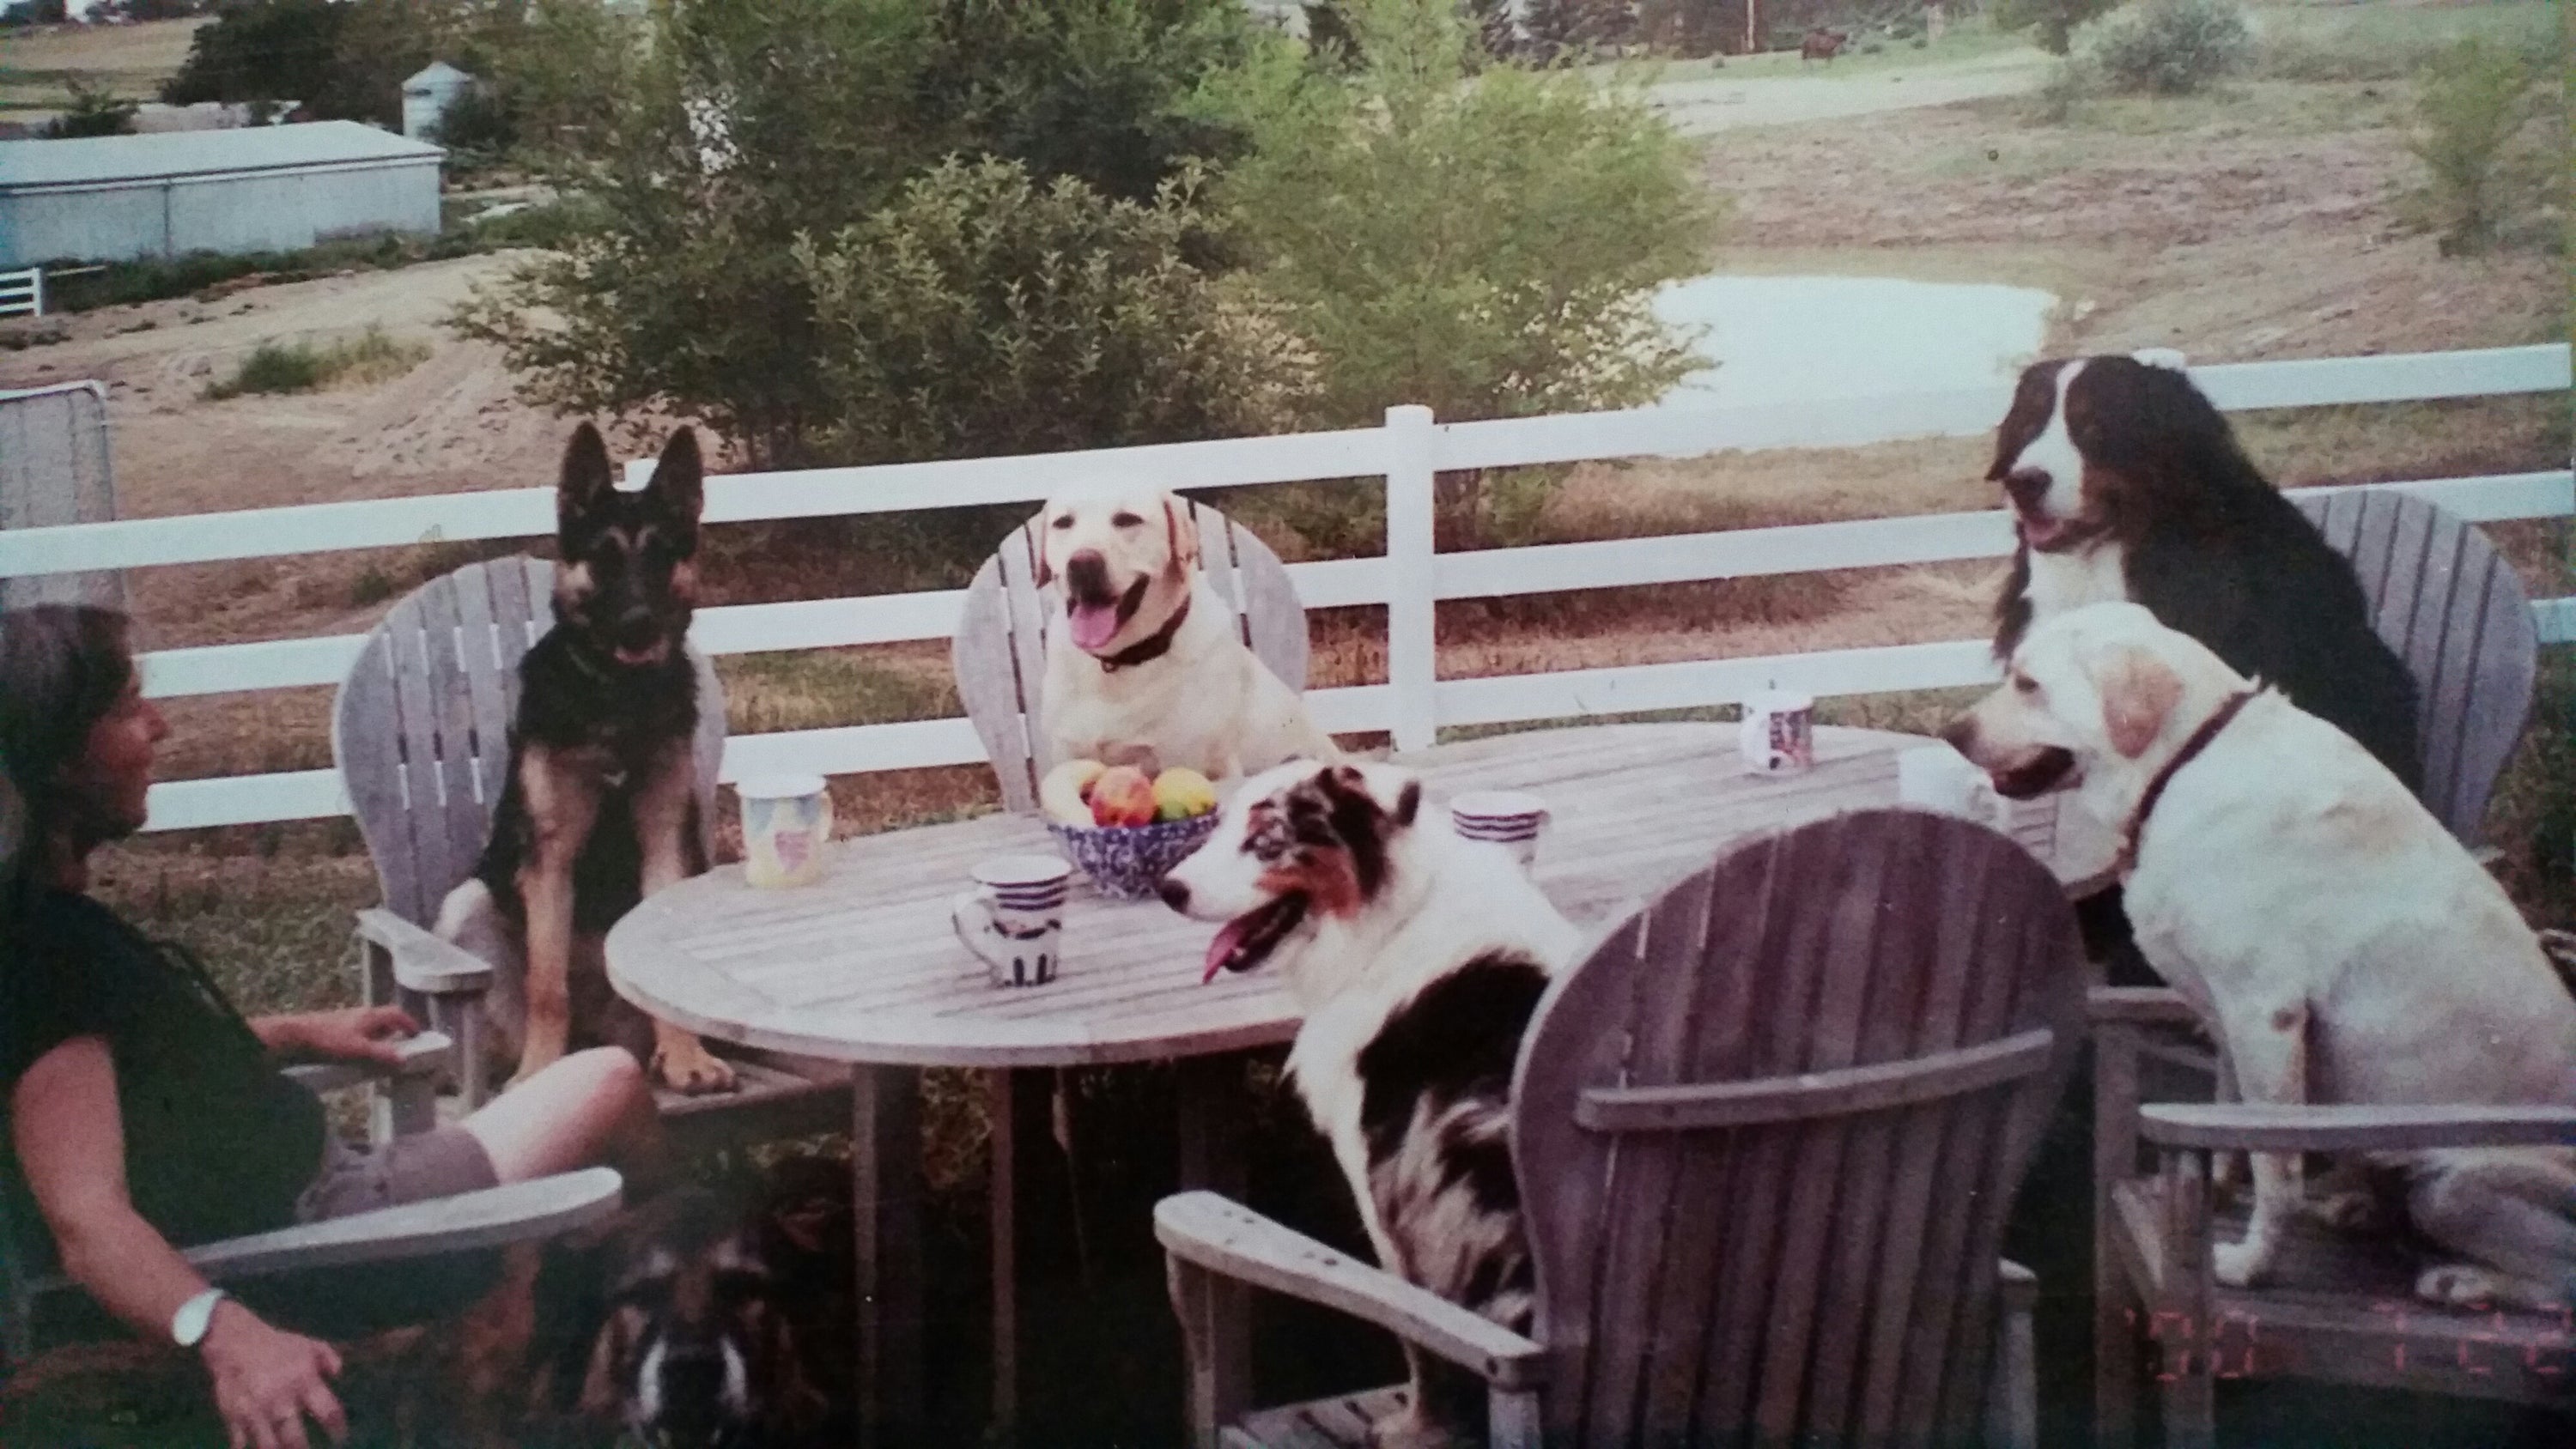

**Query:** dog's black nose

left=1157, top=877, right=1190, bottom=912
left=614, top=609, right=661, bottom=650
left=1064, top=549, right=1112, bottom=601
left=2002, top=467, right=2051, bottom=509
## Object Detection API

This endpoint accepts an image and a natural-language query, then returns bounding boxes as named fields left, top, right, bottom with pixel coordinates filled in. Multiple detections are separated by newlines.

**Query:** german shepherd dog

left=575, top=1162, right=854, bottom=1449
left=435, top=422, right=736, bottom=1093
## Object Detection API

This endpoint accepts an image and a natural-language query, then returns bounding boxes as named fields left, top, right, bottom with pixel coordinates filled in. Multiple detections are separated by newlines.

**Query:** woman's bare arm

left=11, top=1034, right=215, bottom=1334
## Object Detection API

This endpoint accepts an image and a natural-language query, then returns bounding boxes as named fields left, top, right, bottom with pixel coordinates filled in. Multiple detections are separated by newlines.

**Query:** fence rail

left=0, top=344, right=2563, bottom=834
left=0, top=267, right=41, bottom=320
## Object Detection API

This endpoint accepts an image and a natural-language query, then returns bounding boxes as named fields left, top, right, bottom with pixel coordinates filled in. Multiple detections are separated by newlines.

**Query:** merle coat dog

left=434, top=422, right=736, bottom=1094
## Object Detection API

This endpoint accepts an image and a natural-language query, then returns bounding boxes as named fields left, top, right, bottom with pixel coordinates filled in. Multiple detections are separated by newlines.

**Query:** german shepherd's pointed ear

left=558, top=422, right=617, bottom=537
left=645, top=427, right=706, bottom=549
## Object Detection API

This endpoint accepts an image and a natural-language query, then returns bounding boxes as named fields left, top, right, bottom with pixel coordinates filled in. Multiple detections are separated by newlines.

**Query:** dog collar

left=2117, top=686, right=2265, bottom=874
left=1098, top=596, right=1190, bottom=674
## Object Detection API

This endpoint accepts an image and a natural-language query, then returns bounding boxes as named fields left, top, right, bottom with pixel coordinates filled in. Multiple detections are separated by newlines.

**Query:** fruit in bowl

left=1039, top=759, right=1224, bottom=900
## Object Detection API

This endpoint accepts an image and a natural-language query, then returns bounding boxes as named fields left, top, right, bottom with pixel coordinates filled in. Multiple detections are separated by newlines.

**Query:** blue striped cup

left=1450, top=791, right=1547, bottom=870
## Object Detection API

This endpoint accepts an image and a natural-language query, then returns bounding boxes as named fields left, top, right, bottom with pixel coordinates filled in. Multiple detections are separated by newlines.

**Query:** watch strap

left=171, top=1286, right=229, bottom=1349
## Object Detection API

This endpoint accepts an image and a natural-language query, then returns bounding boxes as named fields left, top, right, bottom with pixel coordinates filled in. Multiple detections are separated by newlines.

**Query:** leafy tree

left=2406, top=37, right=2549, bottom=256
left=1994, top=0, right=2120, bottom=57
left=163, top=0, right=349, bottom=113
left=1202, top=0, right=1714, bottom=543
left=1206, top=0, right=1711, bottom=427
left=2083, top=0, right=2249, bottom=95
left=792, top=158, right=1312, bottom=465
left=454, top=0, right=1261, bottom=467
left=2, top=0, right=69, bottom=26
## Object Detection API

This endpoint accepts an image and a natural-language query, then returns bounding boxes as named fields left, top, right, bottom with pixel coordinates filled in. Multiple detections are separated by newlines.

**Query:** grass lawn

left=0, top=17, right=206, bottom=125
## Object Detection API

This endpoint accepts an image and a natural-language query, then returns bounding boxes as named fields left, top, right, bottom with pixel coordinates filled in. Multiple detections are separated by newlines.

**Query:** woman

left=2, top=605, right=666, bottom=1449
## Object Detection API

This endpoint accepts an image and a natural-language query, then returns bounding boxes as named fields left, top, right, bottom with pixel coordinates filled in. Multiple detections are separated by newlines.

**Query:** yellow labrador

left=1035, top=485, right=1340, bottom=781
left=1947, top=601, right=2576, bottom=1308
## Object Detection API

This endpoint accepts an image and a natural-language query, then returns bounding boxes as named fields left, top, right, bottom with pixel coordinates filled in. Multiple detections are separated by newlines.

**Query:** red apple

left=1088, top=766, right=1158, bottom=828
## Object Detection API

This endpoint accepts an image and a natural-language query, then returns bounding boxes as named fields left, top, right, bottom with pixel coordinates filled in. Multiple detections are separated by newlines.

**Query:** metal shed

left=0, top=122, right=444, bottom=268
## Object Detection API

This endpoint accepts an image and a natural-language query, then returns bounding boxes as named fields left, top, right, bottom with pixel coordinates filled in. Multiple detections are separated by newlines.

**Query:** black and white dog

left=1988, top=353, right=2421, bottom=789
left=1160, top=761, right=1581, bottom=1447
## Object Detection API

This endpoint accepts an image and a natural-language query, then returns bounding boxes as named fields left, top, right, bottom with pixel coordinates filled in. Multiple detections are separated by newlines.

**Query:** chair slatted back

left=953, top=501, right=1309, bottom=814
left=331, top=558, right=726, bottom=928
left=1515, top=809, right=2086, bottom=1449
left=2292, top=490, right=2537, bottom=848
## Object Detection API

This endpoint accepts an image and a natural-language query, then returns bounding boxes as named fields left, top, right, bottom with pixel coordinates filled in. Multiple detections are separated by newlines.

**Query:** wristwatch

left=171, top=1287, right=229, bottom=1349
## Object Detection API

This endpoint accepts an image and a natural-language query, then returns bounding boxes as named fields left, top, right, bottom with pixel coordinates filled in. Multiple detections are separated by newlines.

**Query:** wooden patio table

left=606, top=722, right=2113, bottom=1446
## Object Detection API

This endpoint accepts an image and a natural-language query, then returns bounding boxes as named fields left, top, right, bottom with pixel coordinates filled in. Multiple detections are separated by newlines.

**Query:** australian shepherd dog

left=1160, top=761, right=1582, bottom=1446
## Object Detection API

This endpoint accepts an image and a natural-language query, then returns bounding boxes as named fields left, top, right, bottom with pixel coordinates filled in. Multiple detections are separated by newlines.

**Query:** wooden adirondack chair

left=952, top=500, right=1312, bottom=815
left=331, top=557, right=843, bottom=1147
left=2290, top=488, right=2538, bottom=854
left=2, top=1032, right=623, bottom=1370
left=1158, top=808, right=2091, bottom=1449
left=2089, top=498, right=2562, bottom=1445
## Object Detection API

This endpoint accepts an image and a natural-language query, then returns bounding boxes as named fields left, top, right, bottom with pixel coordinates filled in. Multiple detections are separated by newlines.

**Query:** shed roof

left=404, top=61, right=475, bottom=90
left=0, top=121, right=442, bottom=191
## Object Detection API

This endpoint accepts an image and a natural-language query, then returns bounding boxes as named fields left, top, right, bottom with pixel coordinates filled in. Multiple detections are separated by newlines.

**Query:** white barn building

left=0, top=122, right=444, bottom=268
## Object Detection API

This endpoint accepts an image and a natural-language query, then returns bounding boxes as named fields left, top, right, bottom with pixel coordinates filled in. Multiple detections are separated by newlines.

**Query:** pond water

left=1650, top=274, right=2058, bottom=408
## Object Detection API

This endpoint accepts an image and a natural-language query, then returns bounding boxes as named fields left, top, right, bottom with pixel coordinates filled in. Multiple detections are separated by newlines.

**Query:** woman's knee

left=563, top=1046, right=650, bottom=1109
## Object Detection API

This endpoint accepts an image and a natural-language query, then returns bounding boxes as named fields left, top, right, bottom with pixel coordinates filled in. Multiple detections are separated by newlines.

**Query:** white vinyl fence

left=0, top=267, right=39, bottom=320
left=0, top=344, right=2565, bottom=834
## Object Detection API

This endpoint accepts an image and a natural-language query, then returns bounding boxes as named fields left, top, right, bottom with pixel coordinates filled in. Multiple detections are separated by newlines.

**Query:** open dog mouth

left=2015, top=511, right=2105, bottom=555
left=1989, top=746, right=2079, bottom=799
left=1067, top=574, right=1152, bottom=654
left=1200, top=892, right=1309, bottom=983
left=612, top=642, right=671, bottom=667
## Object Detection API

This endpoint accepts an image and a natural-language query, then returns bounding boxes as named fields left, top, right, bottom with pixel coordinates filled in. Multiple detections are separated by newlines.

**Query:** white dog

left=1946, top=601, right=2576, bottom=1308
left=1035, top=485, right=1340, bottom=781
left=1160, top=759, right=1582, bottom=1446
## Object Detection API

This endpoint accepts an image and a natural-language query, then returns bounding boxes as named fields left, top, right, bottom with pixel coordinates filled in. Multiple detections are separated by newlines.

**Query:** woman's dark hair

left=0, top=605, right=138, bottom=886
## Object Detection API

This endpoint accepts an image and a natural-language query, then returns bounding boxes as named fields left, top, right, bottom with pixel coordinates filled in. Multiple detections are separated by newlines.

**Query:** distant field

left=0, top=16, right=207, bottom=122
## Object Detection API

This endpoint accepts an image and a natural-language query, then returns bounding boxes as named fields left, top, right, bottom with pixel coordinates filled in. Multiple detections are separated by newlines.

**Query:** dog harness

left=2116, top=685, right=2266, bottom=875
left=1097, top=595, right=1191, bottom=673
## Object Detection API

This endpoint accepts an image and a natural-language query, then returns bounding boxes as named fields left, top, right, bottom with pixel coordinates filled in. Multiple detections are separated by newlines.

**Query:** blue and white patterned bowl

left=1048, top=812, right=1222, bottom=902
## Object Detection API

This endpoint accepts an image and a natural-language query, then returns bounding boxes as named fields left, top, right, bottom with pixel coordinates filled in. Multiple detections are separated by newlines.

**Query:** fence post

left=1384, top=403, right=1437, bottom=753
left=29, top=267, right=42, bottom=319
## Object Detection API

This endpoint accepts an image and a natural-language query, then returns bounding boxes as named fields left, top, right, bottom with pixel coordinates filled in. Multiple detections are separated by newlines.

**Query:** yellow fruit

left=1041, top=760, right=1109, bottom=827
left=1153, top=767, right=1218, bottom=822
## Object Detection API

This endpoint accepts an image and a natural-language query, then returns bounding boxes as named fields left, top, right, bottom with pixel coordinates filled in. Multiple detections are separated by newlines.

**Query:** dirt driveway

left=1646, top=53, right=2051, bottom=136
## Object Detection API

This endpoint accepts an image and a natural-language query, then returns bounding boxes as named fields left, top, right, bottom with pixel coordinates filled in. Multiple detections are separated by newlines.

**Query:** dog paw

left=2415, top=1264, right=2503, bottom=1309
left=1366, top=1407, right=1465, bottom=1449
left=2306, top=1188, right=2385, bottom=1234
left=2212, top=1239, right=2272, bottom=1288
left=651, top=1044, right=738, bottom=1095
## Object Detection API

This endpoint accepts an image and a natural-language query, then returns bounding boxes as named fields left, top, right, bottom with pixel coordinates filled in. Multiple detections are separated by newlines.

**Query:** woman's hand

left=199, top=1300, right=348, bottom=1449
left=258, top=1006, right=419, bottom=1065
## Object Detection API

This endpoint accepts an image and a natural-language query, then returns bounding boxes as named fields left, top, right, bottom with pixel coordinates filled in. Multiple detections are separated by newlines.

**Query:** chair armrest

left=2087, top=986, right=2200, bottom=1028
left=355, top=909, right=491, bottom=995
left=23, top=1169, right=623, bottom=1296
left=1997, top=1257, right=2038, bottom=1313
left=280, top=1030, right=454, bottom=1095
left=1154, top=1191, right=1546, bottom=1392
left=2140, top=1102, right=2576, bottom=1154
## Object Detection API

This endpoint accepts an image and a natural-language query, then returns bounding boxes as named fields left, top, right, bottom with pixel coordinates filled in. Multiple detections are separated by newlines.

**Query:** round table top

left=606, top=723, right=2114, bottom=1070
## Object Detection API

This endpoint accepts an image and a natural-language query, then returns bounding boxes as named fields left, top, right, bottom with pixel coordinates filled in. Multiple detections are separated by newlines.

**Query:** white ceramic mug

left=1450, top=790, right=1548, bottom=870
left=738, top=774, right=833, bottom=888
left=951, top=856, right=1072, bottom=988
left=1740, top=690, right=1816, bottom=775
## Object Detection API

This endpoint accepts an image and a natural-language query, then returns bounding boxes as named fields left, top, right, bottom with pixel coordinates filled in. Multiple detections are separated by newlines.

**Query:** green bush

left=204, top=327, right=428, bottom=400
left=42, top=81, right=137, bottom=138
left=1993, top=0, right=2118, bottom=58
left=2083, top=0, right=2251, bottom=96
left=791, top=158, right=1311, bottom=466
left=2405, top=37, right=2547, bottom=256
left=2027, top=56, right=2094, bottom=124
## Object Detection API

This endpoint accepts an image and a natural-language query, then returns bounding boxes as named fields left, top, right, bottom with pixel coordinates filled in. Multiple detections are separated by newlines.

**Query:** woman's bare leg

left=459, top=1046, right=667, bottom=1196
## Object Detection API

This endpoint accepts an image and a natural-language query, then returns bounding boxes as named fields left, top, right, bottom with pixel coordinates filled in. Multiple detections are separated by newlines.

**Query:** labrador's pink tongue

left=1201, top=919, right=1248, bottom=984
left=1069, top=602, right=1121, bottom=652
